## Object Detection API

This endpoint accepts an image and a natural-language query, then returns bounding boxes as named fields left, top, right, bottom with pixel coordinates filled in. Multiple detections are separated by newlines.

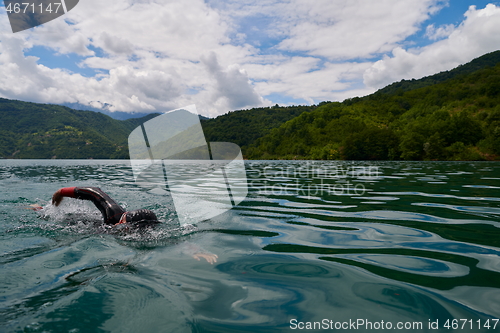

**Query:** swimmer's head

left=122, top=209, right=159, bottom=227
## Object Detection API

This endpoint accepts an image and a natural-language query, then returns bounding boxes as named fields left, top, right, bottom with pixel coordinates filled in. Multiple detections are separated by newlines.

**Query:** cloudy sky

left=0, top=0, right=499, bottom=117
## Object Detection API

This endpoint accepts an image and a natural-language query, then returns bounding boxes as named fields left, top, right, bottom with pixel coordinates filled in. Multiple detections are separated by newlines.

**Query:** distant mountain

left=0, top=98, right=311, bottom=159
left=0, top=98, right=158, bottom=159
left=2, top=50, right=499, bottom=160
left=61, top=102, right=159, bottom=120
left=246, top=50, right=500, bottom=161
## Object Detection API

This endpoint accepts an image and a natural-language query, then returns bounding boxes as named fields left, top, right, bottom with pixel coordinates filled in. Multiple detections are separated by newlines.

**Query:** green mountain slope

left=374, top=50, right=500, bottom=96
left=247, top=50, right=500, bottom=161
left=201, top=104, right=314, bottom=151
left=2, top=50, right=499, bottom=160
left=0, top=98, right=159, bottom=159
left=0, top=98, right=311, bottom=159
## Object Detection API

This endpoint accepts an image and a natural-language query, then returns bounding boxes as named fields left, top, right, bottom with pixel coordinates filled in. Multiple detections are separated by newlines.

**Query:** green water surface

left=1, top=160, right=500, bottom=332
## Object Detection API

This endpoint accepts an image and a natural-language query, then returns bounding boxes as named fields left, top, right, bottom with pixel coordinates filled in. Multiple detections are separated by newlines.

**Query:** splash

left=24, top=199, right=200, bottom=247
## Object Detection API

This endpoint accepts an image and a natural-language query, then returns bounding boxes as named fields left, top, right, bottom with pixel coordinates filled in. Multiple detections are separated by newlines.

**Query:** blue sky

left=0, top=0, right=500, bottom=117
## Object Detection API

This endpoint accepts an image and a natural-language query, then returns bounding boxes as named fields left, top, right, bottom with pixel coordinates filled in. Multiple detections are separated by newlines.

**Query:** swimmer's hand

left=26, top=204, right=43, bottom=211
left=192, top=253, right=218, bottom=264
left=52, top=189, right=63, bottom=206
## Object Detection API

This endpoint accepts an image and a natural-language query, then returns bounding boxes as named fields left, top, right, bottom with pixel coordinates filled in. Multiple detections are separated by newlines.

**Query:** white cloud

left=25, top=18, right=94, bottom=56
left=202, top=52, right=265, bottom=114
left=0, top=0, right=251, bottom=114
left=67, top=0, right=233, bottom=61
left=98, top=32, right=134, bottom=55
left=203, top=0, right=454, bottom=104
left=0, top=0, right=498, bottom=116
left=364, top=4, right=500, bottom=89
left=219, top=0, right=450, bottom=102
left=425, top=23, right=455, bottom=40
left=246, top=58, right=373, bottom=104
left=275, top=0, right=448, bottom=60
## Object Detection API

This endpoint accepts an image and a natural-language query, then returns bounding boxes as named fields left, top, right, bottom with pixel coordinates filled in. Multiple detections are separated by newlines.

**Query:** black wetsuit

left=60, top=187, right=125, bottom=225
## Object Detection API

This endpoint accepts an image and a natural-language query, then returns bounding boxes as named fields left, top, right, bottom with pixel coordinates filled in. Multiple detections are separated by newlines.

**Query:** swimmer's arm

left=25, top=204, right=43, bottom=211
left=180, top=242, right=218, bottom=264
left=192, top=252, right=218, bottom=264
left=52, top=187, right=77, bottom=206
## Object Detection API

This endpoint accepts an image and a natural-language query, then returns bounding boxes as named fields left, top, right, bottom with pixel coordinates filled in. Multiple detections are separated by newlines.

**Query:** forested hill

left=201, top=104, right=315, bottom=151
left=0, top=99, right=159, bottom=158
left=0, top=98, right=313, bottom=159
left=1, top=50, right=499, bottom=160
left=374, top=50, right=500, bottom=96
left=247, top=50, right=500, bottom=161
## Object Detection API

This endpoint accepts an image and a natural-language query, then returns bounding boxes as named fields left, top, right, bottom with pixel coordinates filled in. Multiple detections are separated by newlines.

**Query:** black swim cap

left=125, top=209, right=159, bottom=227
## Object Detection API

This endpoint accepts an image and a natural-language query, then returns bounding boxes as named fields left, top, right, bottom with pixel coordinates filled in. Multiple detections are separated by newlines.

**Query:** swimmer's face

left=115, top=209, right=159, bottom=227
left=118, top=213, right=127, bottom=225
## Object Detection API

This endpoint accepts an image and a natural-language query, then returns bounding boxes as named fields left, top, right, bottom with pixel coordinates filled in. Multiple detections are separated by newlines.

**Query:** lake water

left=1, top=160, right=500, bottom=332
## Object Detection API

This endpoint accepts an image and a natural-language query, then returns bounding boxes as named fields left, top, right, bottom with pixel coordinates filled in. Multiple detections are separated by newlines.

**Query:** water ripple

left=2, top=160, right=500, bottom=330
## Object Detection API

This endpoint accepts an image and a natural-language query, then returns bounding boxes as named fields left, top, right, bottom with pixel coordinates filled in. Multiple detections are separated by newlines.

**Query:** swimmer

left=38, top=186, right=218, bottom=264
left=51, top=186, right=157, bottom=227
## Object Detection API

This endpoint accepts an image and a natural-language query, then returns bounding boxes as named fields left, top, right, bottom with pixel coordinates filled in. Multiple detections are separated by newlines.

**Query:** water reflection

left=1, top=160, right=500, bottom=331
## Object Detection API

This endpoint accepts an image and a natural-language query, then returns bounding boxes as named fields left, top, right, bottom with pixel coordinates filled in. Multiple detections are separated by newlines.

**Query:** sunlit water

left=1, top=160, right=500, bottom=332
